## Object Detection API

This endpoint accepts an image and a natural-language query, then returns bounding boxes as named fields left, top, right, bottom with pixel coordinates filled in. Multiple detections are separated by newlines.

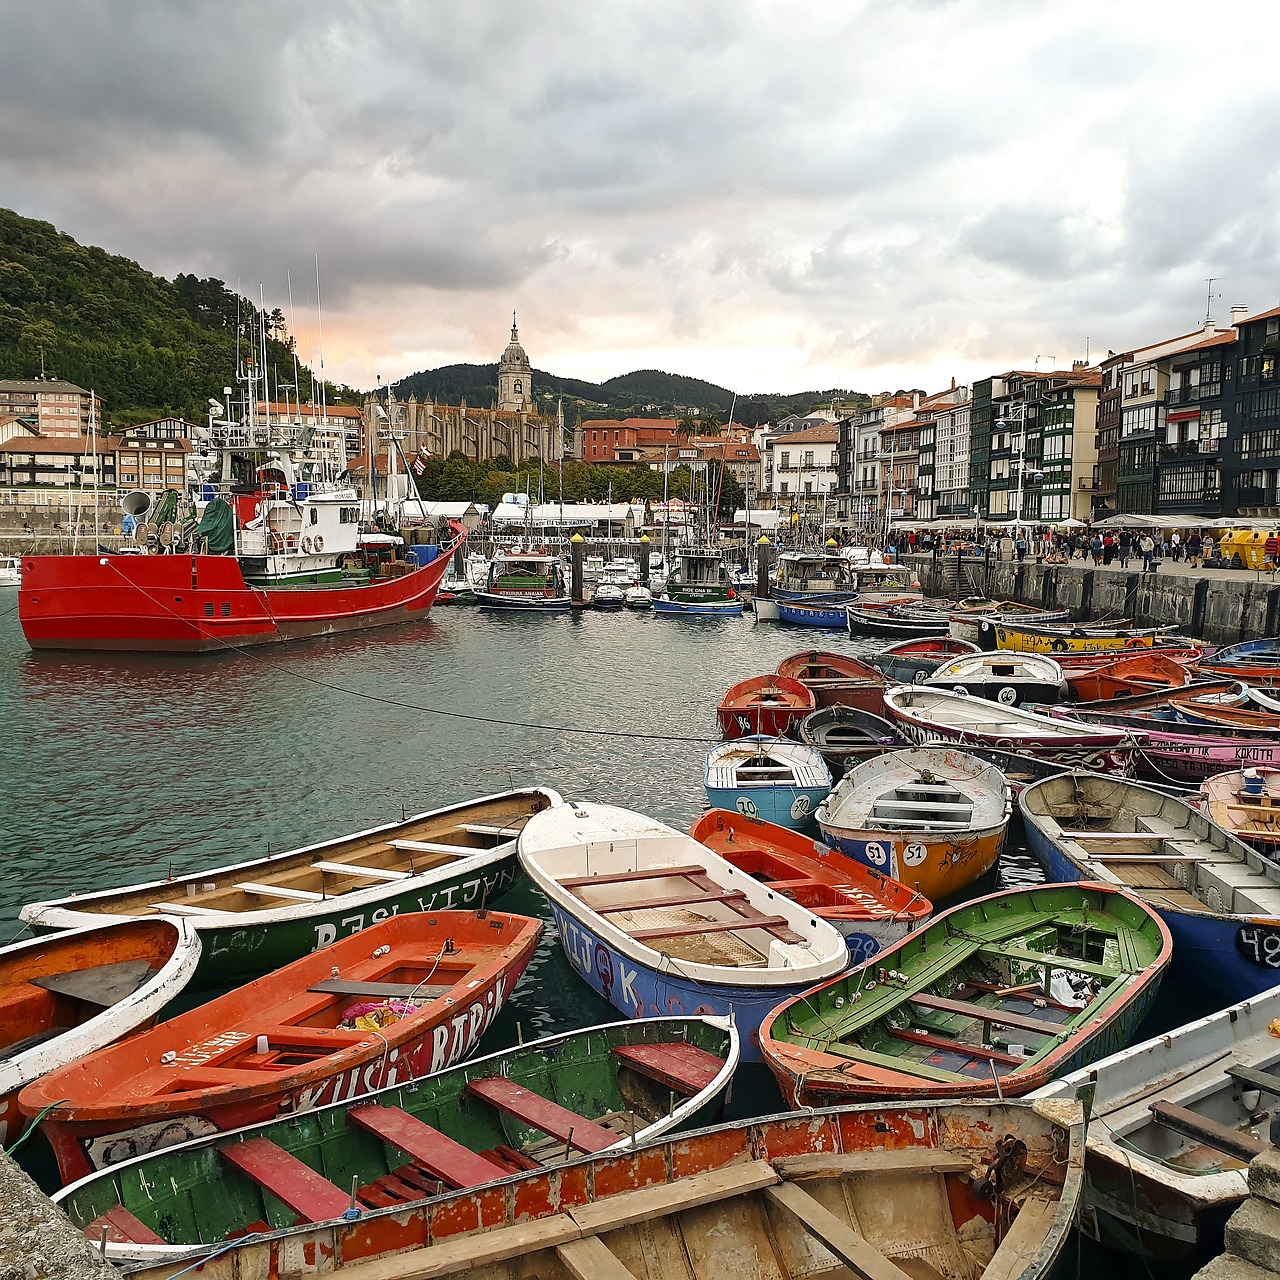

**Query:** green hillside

left=0, top=207, right=340, bottom=426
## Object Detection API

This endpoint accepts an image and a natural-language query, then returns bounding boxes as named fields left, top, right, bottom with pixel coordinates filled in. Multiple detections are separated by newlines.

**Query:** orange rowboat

left=20, top=909, right=541, bottom=1183
left=775, top=649, right=889, bottom=713
left=716, top=674, right=815, bottom=739
left=691, top=809, right=931, bottom=965
left=1063, top=651, right=1191, bottom=702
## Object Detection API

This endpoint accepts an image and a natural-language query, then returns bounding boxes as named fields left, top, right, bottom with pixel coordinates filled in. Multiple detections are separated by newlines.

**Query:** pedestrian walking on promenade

left=1187, top=531, right=1202, bottom=568
left=1140, top=534, right=1156, bottom=574
left=1265, top=532, right=1280, bottom=573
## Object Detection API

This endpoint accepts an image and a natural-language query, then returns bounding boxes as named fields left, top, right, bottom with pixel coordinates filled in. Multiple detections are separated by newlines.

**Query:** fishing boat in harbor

left=925, top=652, right=1066, bottom=707
left=884, top=685, right=1141, bottom=774
left=1019, top=772, right=1280, bottom=1001
left=814, top=747, right=1011, bottom=901
left=1033, top=984, right=1280, bottom=1262
left=1200, top=768, right=1280, bottom=853
left=691, top=809, right=931, bottom=963
left=1061, top=651, right=1192, bottom=702
left=83, top=1097, right=1085, bottom=1280
left=869, top=636, right=980, bottom=684
left=716, top=674, right=815, bottom=739
left=654, top=549, right=744, bottom=616
left=797, top=705, right=906, bottom=776
left=847, top=601, right=951, bottom=638
left=517, top=802, right=848, bottom=1061
left=0, top=555, right=20, bottom=587
left=775, top=649, right=889, bottom=712
left=776, top=597, right=852, bottom=628
left=21, top=787, right=563, bottom=987
left=0, top=918, right=201, bottom=1151
left=951, top=604, right=1072, bottom=647
left=57, top=1015, right=739, bottom=1265
left=703, top=736, right=832, bottom=830
left=768, top=551, right=859, bottom=604
left=474, top=551, right=571, bottom=610
left=993, top=622, right=1171, bottom=654
left=760, top=882, right=1171, bottom=1107
left=21, top=909, right=543, bottom=1183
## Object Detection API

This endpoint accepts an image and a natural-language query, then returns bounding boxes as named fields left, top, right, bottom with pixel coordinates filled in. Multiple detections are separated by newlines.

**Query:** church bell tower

left=497, top=312, right=532, bottom=412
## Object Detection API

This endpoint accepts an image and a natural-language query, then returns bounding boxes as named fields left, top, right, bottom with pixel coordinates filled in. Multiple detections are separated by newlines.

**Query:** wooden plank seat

left=1149, top=1101, right=1269, bottom=1163
left=234, top=882, right=325, bottom=902
left=823, top=1040, right=967, bottom=1082
left=870, top=819, right=973, bottom=831
left=889, top=1028, right=1026, bottom=1066
left=1226, top=1064, right=1280, bottom=1096
left=1088, top=853, right=1206, bottom=863
left=313, top=861, right=411, bottom=881
left=985, top=1194, right=1057, bottom=1280
left=150, top=900, right=229, bottom=915
left=1060, top=830, right=1166, bottom=842
left=308, top=977, right=453, bottom=1000
left=765, top=1181, right=915, bottom=1280
left=84, top=1205, right=167, bottom=1246
left=595, top=889, right=748, bottom=915
left=681, top=870, right=808, bottom=942
left=872, top=799, right=973, bottom=814
left=611, top=1041, right=726, bottom=1094
left=464, top=1076, right=619, bottom=1153
left=774, top=1149, right=973, bottom=1179
left=629, top=915, right=793, bottom=942
left=560, top=865, right=706, bottom=889
left=458, top=822, right=522, bottom=837
left=250, top=1025, right=370, bottom=1049
left=220, top=1137, right=350, bottom=1222
left=348, top=1104, right=507, bottom=1189
left=387, top=839, right=472, bottom=856
left=356, top=1164, right=440, bottom=1209
left=908, top=993, right=1067, bottom=1038
left=977, top=943, right=1118, bottom=980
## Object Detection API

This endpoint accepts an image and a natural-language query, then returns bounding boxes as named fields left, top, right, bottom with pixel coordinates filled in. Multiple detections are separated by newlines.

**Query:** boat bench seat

left=458, top=822, right=522, bottom=838
left=823, top=1040, right=966, bottom=1082
left=596, top=889, right=747, bottom=914
left=465, top=1076, right=619, bottom=1153
left=630, top=915, right=795, bottom=943
left=234, top=882, right=325, bottom=902
left=872, top=800, right=972, bottom=815
left=308, top=978, right=453, bottom=1000
left=560, top=865, right=706, bottom=889
left=978, top=943, right=1117, bottom=980
left=220, top=1138, right=351, bottom=1223
left=889, top=1028, right=1025, bottom=1066
left=313, top=861, right=411, bottom=881
left=84, top=1205, right=167, bottom=1247
left=907, top=993, right=1065, bottom=1038
left=1149, top=1101, right=1269, bottom=1163
left=612, top=1041, right=725, bottom=1095
left=151, top=900, right=228, bottom=916
left=387, top=840, right=472, bottom=857
left=349, top=1104, right=507, bottom=1189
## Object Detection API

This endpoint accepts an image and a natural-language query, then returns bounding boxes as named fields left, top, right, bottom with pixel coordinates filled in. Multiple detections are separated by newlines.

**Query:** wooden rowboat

left=0, top=918, right=201, bottom=1151
left=814, top=747, right=1011, bottom=902
left=1063, top=651, right=1192, bottom=702
left=517, top=802, right=848, bottom=1061
left=796, top=705, right=907, bottom=777
left=1019, top=772, right=1280, bottom=1002
left=20, top=787, right=563, bottom=987
left=716, top=674, right=815, bottom=739
left=869, top=636, right=981, bottom=684
left=1034, top=984, right=1280, bottom=1262
left=847, top=602, right=951, bottom=637
left=690, top=808, right=931, bottom=964
left=20, top=909, right=543, bottom=1183
left=948, top=604, right=1073, bottom=648
left=1196, top=636, right=1280, bottom=682
left=924, top=652, right=1066, bottom=707
left=56, top=1016, right=739, bottom=1265
left=993, top=623, right=1170, bottom=654
left=775, top=649, right=889, bottom=713
left=760, top=882, right=1171, bottom=1107
left=87, top=1097, right=1087, bottom=1280
left=1200, top=767, right=1280, bottom=853
left=703, top=736, right=832, bottom=830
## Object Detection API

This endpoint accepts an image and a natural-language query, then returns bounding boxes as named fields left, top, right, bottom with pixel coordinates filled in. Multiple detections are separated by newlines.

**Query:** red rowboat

left=1064, top=652, right=1192, bottom=702
left=774, top=649, right=889, bottom=713
left=1052, top=644, right=1204, bottom=675
left=0, top=918, right=201, bottom=1151
left=17, top=522, right=464, bottom=653
left=20, top=909, right=541, bottom=1182
left=716, top=674, right=815, bottom=739
left=690, top=809, right=931, bottom=963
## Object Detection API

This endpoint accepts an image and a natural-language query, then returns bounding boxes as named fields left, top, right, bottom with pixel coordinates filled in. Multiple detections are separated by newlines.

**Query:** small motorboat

left=517, top=802, right=848, bottom=1061
left=716, top=674, right=815, bottom=740
left=81, top=1097, right=1085, bottom=1280
left=869, top=636, right=980, bottom=684
left=0, top=555, right=23, bottom=587
left=1201, top=768, right=1280, bottom=853
left=691, top=809, right=931, bottom=963
left=623, top=583, right=654, bottom=610
left=1062, top=651, right=1192, bottom=701
left=760, top=882, right=1171, bottom=1106
left=847, top=602, right=951, bottom=637
left=0, top=918, right=201, bottom=1151
left=21, top=909, right=544, bottom=1183
left=703, top=736, right=832, bottom=830
left=815, top=746, right=1012, bottom=902
left=58, top=1016, right=739, bottom=1265
left=653, top=549, right=745, bottom=616
left=884, top=685, right=1141, bottom=776
left=774, top=649, right=889, bottom=713
left=796, top=705, right=907, bottom=777
left=591, top=581, right=626, bottom=610
left=1034, top=984, right=1280, bottom=1262
left=1019, top=772, right=1280, bottom=1002
left=925, top=652, right=1066, bottom=707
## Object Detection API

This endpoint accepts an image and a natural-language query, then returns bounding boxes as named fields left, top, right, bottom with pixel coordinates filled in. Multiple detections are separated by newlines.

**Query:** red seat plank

left=612, top=1042, right=725, bottom=1094
left=219, top=1138, right=349, bottom=1223
left=464, top=1077, right=618, bottom=1153
left=348, top=1104, right=506, bottom=1189
left=84, top=1205, right=167, bottom=1246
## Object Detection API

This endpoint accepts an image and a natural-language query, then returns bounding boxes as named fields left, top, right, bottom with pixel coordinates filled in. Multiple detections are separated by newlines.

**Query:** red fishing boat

left=20, top=910, right=541, bottom=1182
left=716, top=674, right=815, bottom=739
left=774, top=649, right=889, bottom=713
left=690, top=809, right=931, bottom=964
left=1063, top=651, right=1192, bottom=702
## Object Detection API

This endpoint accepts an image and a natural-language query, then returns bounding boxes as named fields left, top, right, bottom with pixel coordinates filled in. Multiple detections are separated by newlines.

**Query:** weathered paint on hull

left=995, top=626, right=1154, bottom=654
left=703, top=784, right=829, bottom=831
left=819, top=827, right=1004, bottom=903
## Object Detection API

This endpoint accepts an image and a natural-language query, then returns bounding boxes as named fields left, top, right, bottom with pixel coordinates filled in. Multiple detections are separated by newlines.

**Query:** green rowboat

left=20, top=787, right=562, bottom=987
left=760, top=882, right=1171, bottom=1107
left=55, top=1016, right=738, bottom=1266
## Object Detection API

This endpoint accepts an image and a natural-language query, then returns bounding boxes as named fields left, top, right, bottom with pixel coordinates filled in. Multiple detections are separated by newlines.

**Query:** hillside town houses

left=5, top=302, right=1280, bottom=531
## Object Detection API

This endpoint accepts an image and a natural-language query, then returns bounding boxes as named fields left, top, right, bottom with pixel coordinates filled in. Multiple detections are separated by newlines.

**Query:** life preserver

left=1124, top=637, right=1142, bottom=648
left=727, top=587, right=736, bottom=599
left=1050, top=638, right=1068, bottom=652
left=313, top=535, right=324, bottom=552
left=301, top=536, right=314, bottom=554
left=269, top=532, right=285, bottom=553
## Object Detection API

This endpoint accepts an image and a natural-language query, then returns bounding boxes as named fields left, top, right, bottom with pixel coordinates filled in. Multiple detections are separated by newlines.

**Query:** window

left=802, top=450, right=815, bottom=467
left=780, top=450, right=791, bottom=469
left=1122, top=405, right=1160, bottom=437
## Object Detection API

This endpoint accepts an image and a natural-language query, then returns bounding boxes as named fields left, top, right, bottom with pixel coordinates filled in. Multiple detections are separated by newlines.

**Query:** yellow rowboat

left=994, top=623, right=1169, bottom=654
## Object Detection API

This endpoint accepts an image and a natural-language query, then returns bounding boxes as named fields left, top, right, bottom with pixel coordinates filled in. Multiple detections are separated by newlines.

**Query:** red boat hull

left=17, top=530, right=461, bottom=653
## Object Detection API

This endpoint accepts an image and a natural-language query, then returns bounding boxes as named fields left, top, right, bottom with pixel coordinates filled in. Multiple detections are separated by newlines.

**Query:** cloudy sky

left=3, top=0, right=1280, bottom=396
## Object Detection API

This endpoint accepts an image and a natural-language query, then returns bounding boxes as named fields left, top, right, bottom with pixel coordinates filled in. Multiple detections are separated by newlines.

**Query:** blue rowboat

left=776, top=599, right=848, bottom=628
left=518, top=802, right=849, bottom=1061
left=703, top=736, right=832, bottom=830
left=1019, top=771, right=1280, bottom=1002
left=653, top=597, right=744, bottom=616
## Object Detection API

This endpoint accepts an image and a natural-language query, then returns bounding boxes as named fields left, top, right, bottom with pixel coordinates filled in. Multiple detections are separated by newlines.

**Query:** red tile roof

left=0, top=434, right=123, bottom=453
left=769, top=423, right=837, bottom=445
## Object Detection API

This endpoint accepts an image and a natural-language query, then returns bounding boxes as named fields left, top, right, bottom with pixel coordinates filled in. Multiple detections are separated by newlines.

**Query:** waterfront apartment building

left=834, top=394, right=917, bottom=529
left=913, top=390, right=972, bottom=522
left=0, top=433, right=120, bottom=489
left=1222, top=306, right=1280, bottom=516
left=759, top=421, right=838, bottom=511
left=0, top=379, right=102, bottom=437
left=576, top=417, right=759, bottom=488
